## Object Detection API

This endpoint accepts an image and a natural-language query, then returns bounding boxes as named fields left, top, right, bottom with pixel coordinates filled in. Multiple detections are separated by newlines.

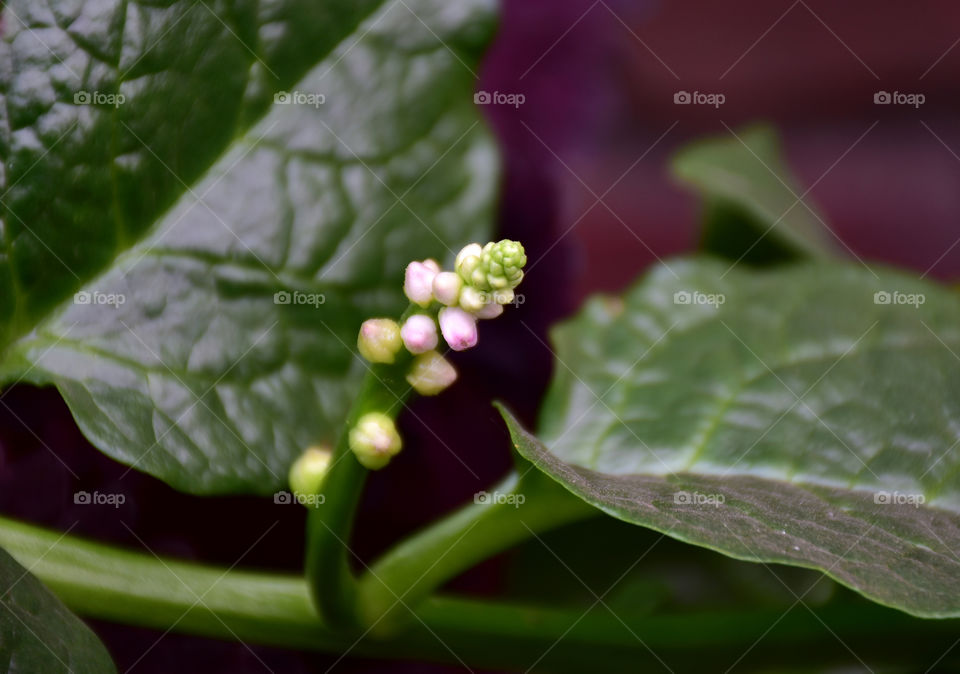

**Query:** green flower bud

left=357, top=318, right=402, bottom=363
left=493, top=288, right=514, bottom=305
left=455, top=243, right=483, bottom=285
left=349, top=412, right=402, bottom=470
left=406, top=350, right=457, bottom=395
left=459, top=286, right=487, bottom=313
left=480, top=239, right=526, bottom=291
left=455, top=243, right=482, bottom=271
left=457, top=240, right=527, bottom=292
left=289, top=446, right=332, bottom=497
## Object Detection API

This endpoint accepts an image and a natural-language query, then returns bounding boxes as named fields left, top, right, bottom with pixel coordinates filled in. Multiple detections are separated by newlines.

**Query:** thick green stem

left=2, top=515, right=960, bottom=672
left=356, top=468, right=597, bottom=633
left=0, top=515, right=326, bottom=647
left=305, top=353, right=413, bottom=628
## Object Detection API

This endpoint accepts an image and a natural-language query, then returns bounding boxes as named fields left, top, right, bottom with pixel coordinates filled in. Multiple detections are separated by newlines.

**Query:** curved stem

left=305, top=354, right=412, bottom=628
left=356, top=467, right=597, bottom=633
left=2, top=515, right=959, bottom=672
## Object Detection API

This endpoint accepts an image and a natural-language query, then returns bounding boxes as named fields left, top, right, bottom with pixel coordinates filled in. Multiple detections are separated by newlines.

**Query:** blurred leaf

left=0, top=546, right=115, bottom=673
left=672, top=125, right=839, bottom=263
left=502, top=258, right=960, bottom=617
left=0, top=0, right=497, bottom=493
left=505, top=515, right=833, bottom=613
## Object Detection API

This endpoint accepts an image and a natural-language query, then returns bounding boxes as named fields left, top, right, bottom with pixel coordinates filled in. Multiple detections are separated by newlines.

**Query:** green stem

left=0, top=514, right=326, bottom=647
left=2, top=515, right=959, bottom=672
left=356, top=467, right=596, bottom=633
left=305, top=354, right=413, bottom=628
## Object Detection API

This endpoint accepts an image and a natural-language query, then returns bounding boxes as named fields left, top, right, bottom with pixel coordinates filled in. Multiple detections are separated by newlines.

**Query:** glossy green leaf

left=0, top=546, right=115, bottom=673
left=672, top=125, right=840, bottom=263
left=0, top=0, right=496, bottom=493
left=503, top=258, right=960, bottom=617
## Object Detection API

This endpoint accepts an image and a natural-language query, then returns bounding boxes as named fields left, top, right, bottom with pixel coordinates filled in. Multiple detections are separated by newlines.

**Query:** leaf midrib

left=553, top=332, right=957, bottom=506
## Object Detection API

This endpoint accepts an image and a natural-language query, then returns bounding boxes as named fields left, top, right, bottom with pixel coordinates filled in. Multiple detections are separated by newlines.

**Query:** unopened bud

left=493, top=288, right=515, bottom=305
left=455, top=243, right=482, bottom=270
left=455, top=243, right=484, bottom=286
left=349, top=412, right=402, bottom=470
left=432, top=272, right=462, bottom=306
left=404, top=260, right=439, bottom=307
left=457, top=240, right=527, bottom=292
left=357, top=318, right=402, bottom=363
left=458, top=286, right=487, bottom=313
left=439, top=306, right=478, bottom=351
left=400, top=314, right=438, bottom=354
left=482, top=240, right=526, bottom=291
left=289, top=446, right=332, bottom=497
left=474, top=301, right=504, bottom=319
left=406, top=351, right=457, bottom=395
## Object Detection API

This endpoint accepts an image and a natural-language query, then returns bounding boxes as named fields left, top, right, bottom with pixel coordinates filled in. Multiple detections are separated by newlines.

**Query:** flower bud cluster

left=350, top=241, right=527, bottom=469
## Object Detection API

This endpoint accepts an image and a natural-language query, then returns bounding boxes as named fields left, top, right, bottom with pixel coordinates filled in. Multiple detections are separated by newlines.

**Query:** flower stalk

left=307, top=241, right=528, bottom=628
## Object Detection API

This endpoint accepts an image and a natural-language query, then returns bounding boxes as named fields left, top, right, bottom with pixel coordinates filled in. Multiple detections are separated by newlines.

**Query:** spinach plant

left=2, top=1, right=959, bottom=671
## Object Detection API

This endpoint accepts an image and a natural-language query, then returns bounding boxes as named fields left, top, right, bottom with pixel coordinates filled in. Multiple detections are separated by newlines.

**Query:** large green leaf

left=0, top=0, right=496, bottom=493
left=672, top=125, right=840, bottom=263
left=503, top=258, right=960, bottom=617
left=0, top=546, right=115, bottom=672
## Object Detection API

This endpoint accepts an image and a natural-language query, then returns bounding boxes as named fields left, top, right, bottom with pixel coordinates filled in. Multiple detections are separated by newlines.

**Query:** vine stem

left=355, top=466, right=597, bottom=633
left=1, top=515, right=958, bottom=672
left=305, top=348, right=413, bottom=627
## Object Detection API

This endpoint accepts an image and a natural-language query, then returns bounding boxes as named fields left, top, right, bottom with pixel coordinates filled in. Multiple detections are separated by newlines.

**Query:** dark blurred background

left=3, top=0, right=960, bottom=671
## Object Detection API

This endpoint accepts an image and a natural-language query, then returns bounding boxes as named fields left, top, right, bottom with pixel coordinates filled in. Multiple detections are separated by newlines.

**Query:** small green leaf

left=672, top=125, right=839, bottom=263
left=0, top=546, right=115, bottom=673
left=0, top=0, right=497, bottom=493
left=505, top=258, right=960, bottom=617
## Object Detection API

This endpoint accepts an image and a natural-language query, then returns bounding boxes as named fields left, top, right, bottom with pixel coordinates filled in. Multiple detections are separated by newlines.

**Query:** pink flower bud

left=404, top=261, right=438, bottom=307
left=474, top=301, right=503, bottom=319
left=439, top=307, right=478, bottom=351
left=432, top=271, right=462, bottom=306
left=400, top=314, right=438, bottom=354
